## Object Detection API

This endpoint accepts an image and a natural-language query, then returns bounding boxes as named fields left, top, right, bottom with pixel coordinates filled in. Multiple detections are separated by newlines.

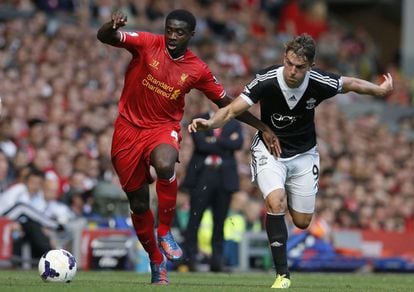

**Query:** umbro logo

left=270, top=241, right=283, bottom=247
left=258, top=155, right=268, bottom=166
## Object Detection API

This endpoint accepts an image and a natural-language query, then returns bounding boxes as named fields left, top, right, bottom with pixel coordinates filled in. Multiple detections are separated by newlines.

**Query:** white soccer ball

left=38, top=249, right=77, bottom=283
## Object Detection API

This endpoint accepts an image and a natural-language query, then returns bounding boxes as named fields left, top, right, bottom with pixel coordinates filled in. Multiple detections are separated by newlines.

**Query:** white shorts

left=250, top=134, right=320, bottom=214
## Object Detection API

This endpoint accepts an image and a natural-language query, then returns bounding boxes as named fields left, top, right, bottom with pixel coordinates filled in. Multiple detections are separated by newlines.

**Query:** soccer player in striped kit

left=97, top=9, right=279, bottom=284
left=188, top=33, right=393, bottom=288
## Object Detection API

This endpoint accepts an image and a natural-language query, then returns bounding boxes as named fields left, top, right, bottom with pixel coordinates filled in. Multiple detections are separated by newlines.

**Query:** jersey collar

left=164, top=48, right=186, bottom=61
left=277, top=67, right=310, bottom=110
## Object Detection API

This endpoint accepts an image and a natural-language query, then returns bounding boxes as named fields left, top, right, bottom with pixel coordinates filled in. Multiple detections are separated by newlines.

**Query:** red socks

left=156, top=176, right=177, bottom=237
left=131, top=210, right=163, bottom=264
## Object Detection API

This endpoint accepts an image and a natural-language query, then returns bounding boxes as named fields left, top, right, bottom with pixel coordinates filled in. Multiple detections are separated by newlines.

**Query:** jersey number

left=312, top=165, right=319, bottom=180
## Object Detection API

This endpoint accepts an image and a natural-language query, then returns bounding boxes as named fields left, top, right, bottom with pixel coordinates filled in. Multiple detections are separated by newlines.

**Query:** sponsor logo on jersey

left=271, top=113, right=299, bottom=129
left=306, top=98, right=316, bottom=109
left=142, top=73, right=182, bottom=100
left=170, top=89, right=181, bottom=100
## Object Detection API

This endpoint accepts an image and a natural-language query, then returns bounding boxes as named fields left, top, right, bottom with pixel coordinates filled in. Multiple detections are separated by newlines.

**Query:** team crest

left=178, top=73, right=188, bottom=85
left=306, top=98, right=316, bottom=109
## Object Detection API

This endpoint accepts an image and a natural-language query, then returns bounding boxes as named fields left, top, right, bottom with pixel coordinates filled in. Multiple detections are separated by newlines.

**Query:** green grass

left=0, top=270, right=413, bottom=291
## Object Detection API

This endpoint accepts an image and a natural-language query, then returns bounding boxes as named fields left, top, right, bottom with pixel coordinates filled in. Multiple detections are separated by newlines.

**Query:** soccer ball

left=38, top=249, right=77, bottom=283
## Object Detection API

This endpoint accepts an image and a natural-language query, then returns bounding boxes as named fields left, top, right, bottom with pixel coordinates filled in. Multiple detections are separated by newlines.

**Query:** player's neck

left=167, top=48, right=187, bottom=60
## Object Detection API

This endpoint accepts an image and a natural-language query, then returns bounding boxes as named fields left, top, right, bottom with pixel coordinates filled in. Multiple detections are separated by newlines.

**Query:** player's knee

left=152, top=159, right=175, bottom=179
left=266, top=204, right=286, bottom=214
left=292, top=216, right=312, bottom=230
left=265, top=194, right=287, bottom=214
left=127, top=192, right=150, bottom=214
left=130, top=201, right=149, bottom=214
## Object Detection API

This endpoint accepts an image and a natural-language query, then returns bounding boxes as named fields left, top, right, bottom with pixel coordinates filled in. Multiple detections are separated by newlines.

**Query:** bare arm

left=213, top=95, right=269, bottom=132
left=211, top=95, right=281, bottom=156
left=190, top=95, right=282, bottom=156
left=342, top=73, right=393, bottom=97
left=189, top=96, right=249, bottom=132
left=97, top=11, right=127, bottom=45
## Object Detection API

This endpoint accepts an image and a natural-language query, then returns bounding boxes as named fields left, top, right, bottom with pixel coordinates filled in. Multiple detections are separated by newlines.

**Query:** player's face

left=283, top=51, right=312, bottom=88
left=165, top=19, right=194, bottom=58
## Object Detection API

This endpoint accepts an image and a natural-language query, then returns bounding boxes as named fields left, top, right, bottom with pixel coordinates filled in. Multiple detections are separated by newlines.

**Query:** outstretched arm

left=189, top=95, right=282, bottom=157
left=342, top=73, right=393, bottom=97
left=97, top=11, right=128, bottom=45
left=214, top=96, right=269, bottom=134
left=189, top=96, right=250, bottom=131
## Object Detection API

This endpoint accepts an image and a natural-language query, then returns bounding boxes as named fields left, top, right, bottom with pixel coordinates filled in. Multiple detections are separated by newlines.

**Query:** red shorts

left=111, top=116, right=181, bottom=192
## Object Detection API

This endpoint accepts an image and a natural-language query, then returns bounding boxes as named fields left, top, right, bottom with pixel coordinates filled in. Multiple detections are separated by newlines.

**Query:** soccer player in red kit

left=97, top=10, right=280, bottom=284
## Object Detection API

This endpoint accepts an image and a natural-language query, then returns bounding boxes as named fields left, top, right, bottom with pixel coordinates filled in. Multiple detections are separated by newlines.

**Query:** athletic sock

left=266, top=213, right=290, bottom=278
left=131, top=210, right=163, bottom=264
left=156, top=175, right=178, bottom=237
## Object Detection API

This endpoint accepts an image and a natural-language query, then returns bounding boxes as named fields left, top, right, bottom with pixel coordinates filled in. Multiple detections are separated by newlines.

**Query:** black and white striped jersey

left=241, top=65, right=342, bottom=158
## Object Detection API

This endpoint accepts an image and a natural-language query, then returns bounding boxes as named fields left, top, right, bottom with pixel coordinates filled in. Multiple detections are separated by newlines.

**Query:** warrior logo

left=149, top=59, right=159, bottom=70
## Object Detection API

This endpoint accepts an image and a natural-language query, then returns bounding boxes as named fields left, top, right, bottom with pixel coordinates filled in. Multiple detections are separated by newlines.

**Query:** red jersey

left=116, top=31, right=226, bottom=128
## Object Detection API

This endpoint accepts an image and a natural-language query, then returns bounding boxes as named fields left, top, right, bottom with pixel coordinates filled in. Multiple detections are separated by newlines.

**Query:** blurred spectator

left=182, top=109, right=243, bottom=272
left=33, top=0, right=75, bottom=13
left=223, top=190, right=249, bottom=267
left=277, top=0, right=328, bottom=40
left=173, top=188, right=190, bottom=235
left=0, top=150, right=14, bottom=192
left=244, top=198, right=264, bottom=232
left=0, top=167, right=54, bottom=260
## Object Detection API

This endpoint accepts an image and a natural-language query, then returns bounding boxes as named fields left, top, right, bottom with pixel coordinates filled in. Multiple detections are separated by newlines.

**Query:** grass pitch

left=0, top=270, right=413, bottom=291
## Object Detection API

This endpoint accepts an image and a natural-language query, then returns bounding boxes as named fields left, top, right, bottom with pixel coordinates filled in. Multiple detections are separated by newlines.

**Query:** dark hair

left=166, top=9, right=196, bottom=31
left=28, top=118, right=45, bottom=128
left=285, top=33, right=316, bottom=64
left=23, top=166, right=45, bottom=180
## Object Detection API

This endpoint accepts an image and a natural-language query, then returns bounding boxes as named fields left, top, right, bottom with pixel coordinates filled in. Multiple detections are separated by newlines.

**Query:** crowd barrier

left=1, top=217, right=413, bottom=272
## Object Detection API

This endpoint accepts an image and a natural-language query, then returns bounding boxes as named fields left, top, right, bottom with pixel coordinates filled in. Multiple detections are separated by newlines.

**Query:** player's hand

left=262, top=128, right=281, bottom=157
left=380, top=73, right=393, bottom=96
left=188, top=118, right=212, bottom=133
left=111, top=11, right=127, bottom=29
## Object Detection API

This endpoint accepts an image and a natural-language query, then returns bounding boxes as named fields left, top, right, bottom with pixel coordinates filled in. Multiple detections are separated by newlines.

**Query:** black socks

left=266, top=213, right=290, bottom=278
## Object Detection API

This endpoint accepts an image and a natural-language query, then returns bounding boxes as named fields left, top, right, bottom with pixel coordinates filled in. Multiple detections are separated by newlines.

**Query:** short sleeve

left=239, top=75, right=264, bottom=104
left=194, top=66, right=226, bottom=101
left=116, top=31, right=158, bottom=55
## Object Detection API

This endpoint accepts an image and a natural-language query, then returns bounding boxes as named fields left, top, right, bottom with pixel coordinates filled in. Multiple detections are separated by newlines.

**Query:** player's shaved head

left=166, top=9, right=196, bottom=32
left=285, top=33, right=316, bottom=65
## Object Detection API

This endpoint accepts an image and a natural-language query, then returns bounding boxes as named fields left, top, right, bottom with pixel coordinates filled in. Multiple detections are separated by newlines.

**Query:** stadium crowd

left=0, top=0, right=413, bottom=262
